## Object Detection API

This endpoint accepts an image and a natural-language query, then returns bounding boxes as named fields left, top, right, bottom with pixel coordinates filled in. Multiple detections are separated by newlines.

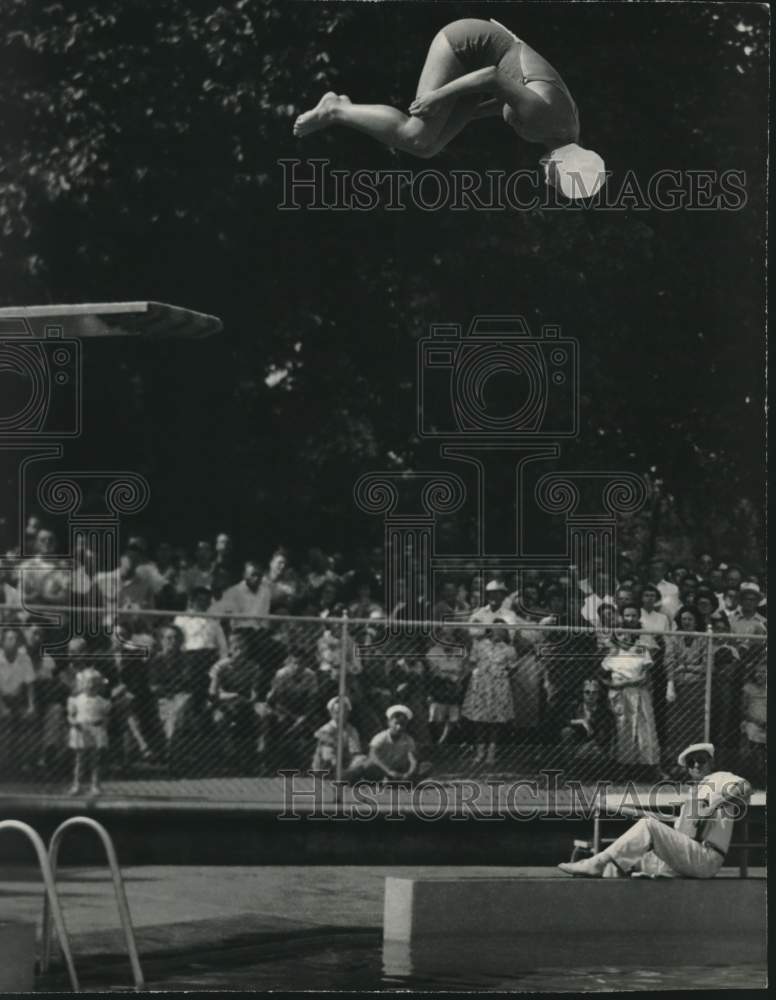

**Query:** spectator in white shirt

left=581, top=571, right=614, bottom=626
left=640, top=584, right=671, bottom=644
left=18, top=529, right=71, bottom=613
left=647, top=558, right=680, bottom=621
left=730, top=588, right=767, bottom=640
left=220, top=560, right=272, bottom=629
left=174, top=586, right=228, bottom=659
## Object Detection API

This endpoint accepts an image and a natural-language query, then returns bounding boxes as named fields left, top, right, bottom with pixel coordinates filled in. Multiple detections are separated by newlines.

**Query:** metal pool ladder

left=0, top=816, right=144, bottom=991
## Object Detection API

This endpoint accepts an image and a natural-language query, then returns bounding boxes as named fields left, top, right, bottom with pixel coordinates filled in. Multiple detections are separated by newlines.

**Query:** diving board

left=0, top=302, right=222, bottom=339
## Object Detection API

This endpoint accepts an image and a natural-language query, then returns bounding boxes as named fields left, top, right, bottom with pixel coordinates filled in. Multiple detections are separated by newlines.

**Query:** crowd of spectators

left=0, top=519, right=767, bottom=788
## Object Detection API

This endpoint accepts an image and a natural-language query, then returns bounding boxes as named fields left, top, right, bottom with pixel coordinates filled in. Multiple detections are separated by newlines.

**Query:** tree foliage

left=0, top=1, right=767, bottom=565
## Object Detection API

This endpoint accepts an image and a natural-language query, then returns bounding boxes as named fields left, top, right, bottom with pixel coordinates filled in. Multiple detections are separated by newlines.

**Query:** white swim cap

left=544, top=143, right=606, bottom=200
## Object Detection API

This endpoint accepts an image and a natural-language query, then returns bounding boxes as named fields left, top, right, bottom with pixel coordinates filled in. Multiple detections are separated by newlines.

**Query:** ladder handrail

left=0, top=820, right=79, bottom=992
left=41, top=817, right=144, bottom=990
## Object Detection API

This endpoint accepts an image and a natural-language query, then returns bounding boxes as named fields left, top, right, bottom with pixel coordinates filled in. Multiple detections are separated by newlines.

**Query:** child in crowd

left=173, top=585, right=228, bottom=660
left=560, top=677, right=614, bottom=765
left=346, top=705, right=431, bottom=784
left=311, top=696, right=366, bottom=776
left=426, top=634, right=469, bottom=744
left=392, top=655, right=432, bottom=747
left=67, top=667, right=111, bottom=795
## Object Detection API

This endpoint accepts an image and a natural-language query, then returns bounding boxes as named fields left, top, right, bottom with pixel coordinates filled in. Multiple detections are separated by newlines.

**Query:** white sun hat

left=545, top=143, right=606, bottom=200
left=677, top=742, right=715, bottom=767
left=386, top=704, right=413, bottom=721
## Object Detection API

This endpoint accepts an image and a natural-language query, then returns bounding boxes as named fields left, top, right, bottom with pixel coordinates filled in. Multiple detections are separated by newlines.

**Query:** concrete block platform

left=0, top=922, right=36, bottom=991
left=383, top=873, right=767, bottom=978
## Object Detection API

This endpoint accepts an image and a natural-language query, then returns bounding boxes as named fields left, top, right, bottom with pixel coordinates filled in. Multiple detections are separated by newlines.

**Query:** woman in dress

left=294, top=18, right=604, bottom=199
left=664, top=607, right=708, bottom=763
left=600, top=623, right=660, bottom=776
left=510, top=583, right=546, bottom=743
left=462, top=619, right=517, bottom=766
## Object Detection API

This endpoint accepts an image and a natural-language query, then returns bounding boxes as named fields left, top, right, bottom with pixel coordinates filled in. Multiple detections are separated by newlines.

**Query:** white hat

left=485, top=579, right=507, bottom=592
left=545, top=143, right=606, bottom=200
left=677, top=742, right=715, bottom=767
left=386, top=704, right=413, bottom=721
left=75, top=667, right=105, bottom=692
left=740, top=582, right=761, bottom=594
left=326, top=696, right=351, bottom=715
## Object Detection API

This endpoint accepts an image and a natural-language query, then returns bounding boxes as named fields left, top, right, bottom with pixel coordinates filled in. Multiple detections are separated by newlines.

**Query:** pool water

left=50, top=934, right=767, bottom=992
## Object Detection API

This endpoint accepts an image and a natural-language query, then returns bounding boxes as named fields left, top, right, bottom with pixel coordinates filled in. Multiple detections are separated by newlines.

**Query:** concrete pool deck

left=0, top=864, right=765, bottom=966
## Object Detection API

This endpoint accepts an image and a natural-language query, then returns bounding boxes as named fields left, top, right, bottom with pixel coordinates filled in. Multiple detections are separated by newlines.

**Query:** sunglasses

left=685, top=755, right=710, bottom=768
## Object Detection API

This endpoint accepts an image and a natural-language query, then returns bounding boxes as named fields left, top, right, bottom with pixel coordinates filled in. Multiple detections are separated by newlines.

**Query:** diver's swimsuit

left=441, top=18, right=579, bottom=144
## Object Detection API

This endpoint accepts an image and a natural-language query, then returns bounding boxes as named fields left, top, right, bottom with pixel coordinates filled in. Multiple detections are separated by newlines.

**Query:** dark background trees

left=0, top=1, right=767, bottom=568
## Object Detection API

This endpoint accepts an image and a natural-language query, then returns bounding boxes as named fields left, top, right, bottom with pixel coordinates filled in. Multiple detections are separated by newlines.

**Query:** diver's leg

left=294, top=30, right=466, bottom=157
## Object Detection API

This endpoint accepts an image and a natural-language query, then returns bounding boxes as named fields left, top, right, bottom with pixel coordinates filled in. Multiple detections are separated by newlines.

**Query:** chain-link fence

left=0, top=607, right=767, bottom=796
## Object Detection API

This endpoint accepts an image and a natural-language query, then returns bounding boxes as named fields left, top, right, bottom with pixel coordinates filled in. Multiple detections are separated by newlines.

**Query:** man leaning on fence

left=558, top=742, right=752, bottom=878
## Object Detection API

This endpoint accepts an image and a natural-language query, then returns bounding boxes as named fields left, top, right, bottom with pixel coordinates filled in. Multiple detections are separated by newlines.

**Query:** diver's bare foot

left=293, top=92, right=346, bottom=137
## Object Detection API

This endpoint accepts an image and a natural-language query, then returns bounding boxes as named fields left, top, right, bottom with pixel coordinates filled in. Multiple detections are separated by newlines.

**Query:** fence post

left=334, top=611, right=349, bottom=789
left=703, top=625, right=714, bottom=744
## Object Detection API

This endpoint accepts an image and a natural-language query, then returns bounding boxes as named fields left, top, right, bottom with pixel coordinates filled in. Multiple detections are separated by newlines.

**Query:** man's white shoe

left=558, top=857, right=606, bottom=877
